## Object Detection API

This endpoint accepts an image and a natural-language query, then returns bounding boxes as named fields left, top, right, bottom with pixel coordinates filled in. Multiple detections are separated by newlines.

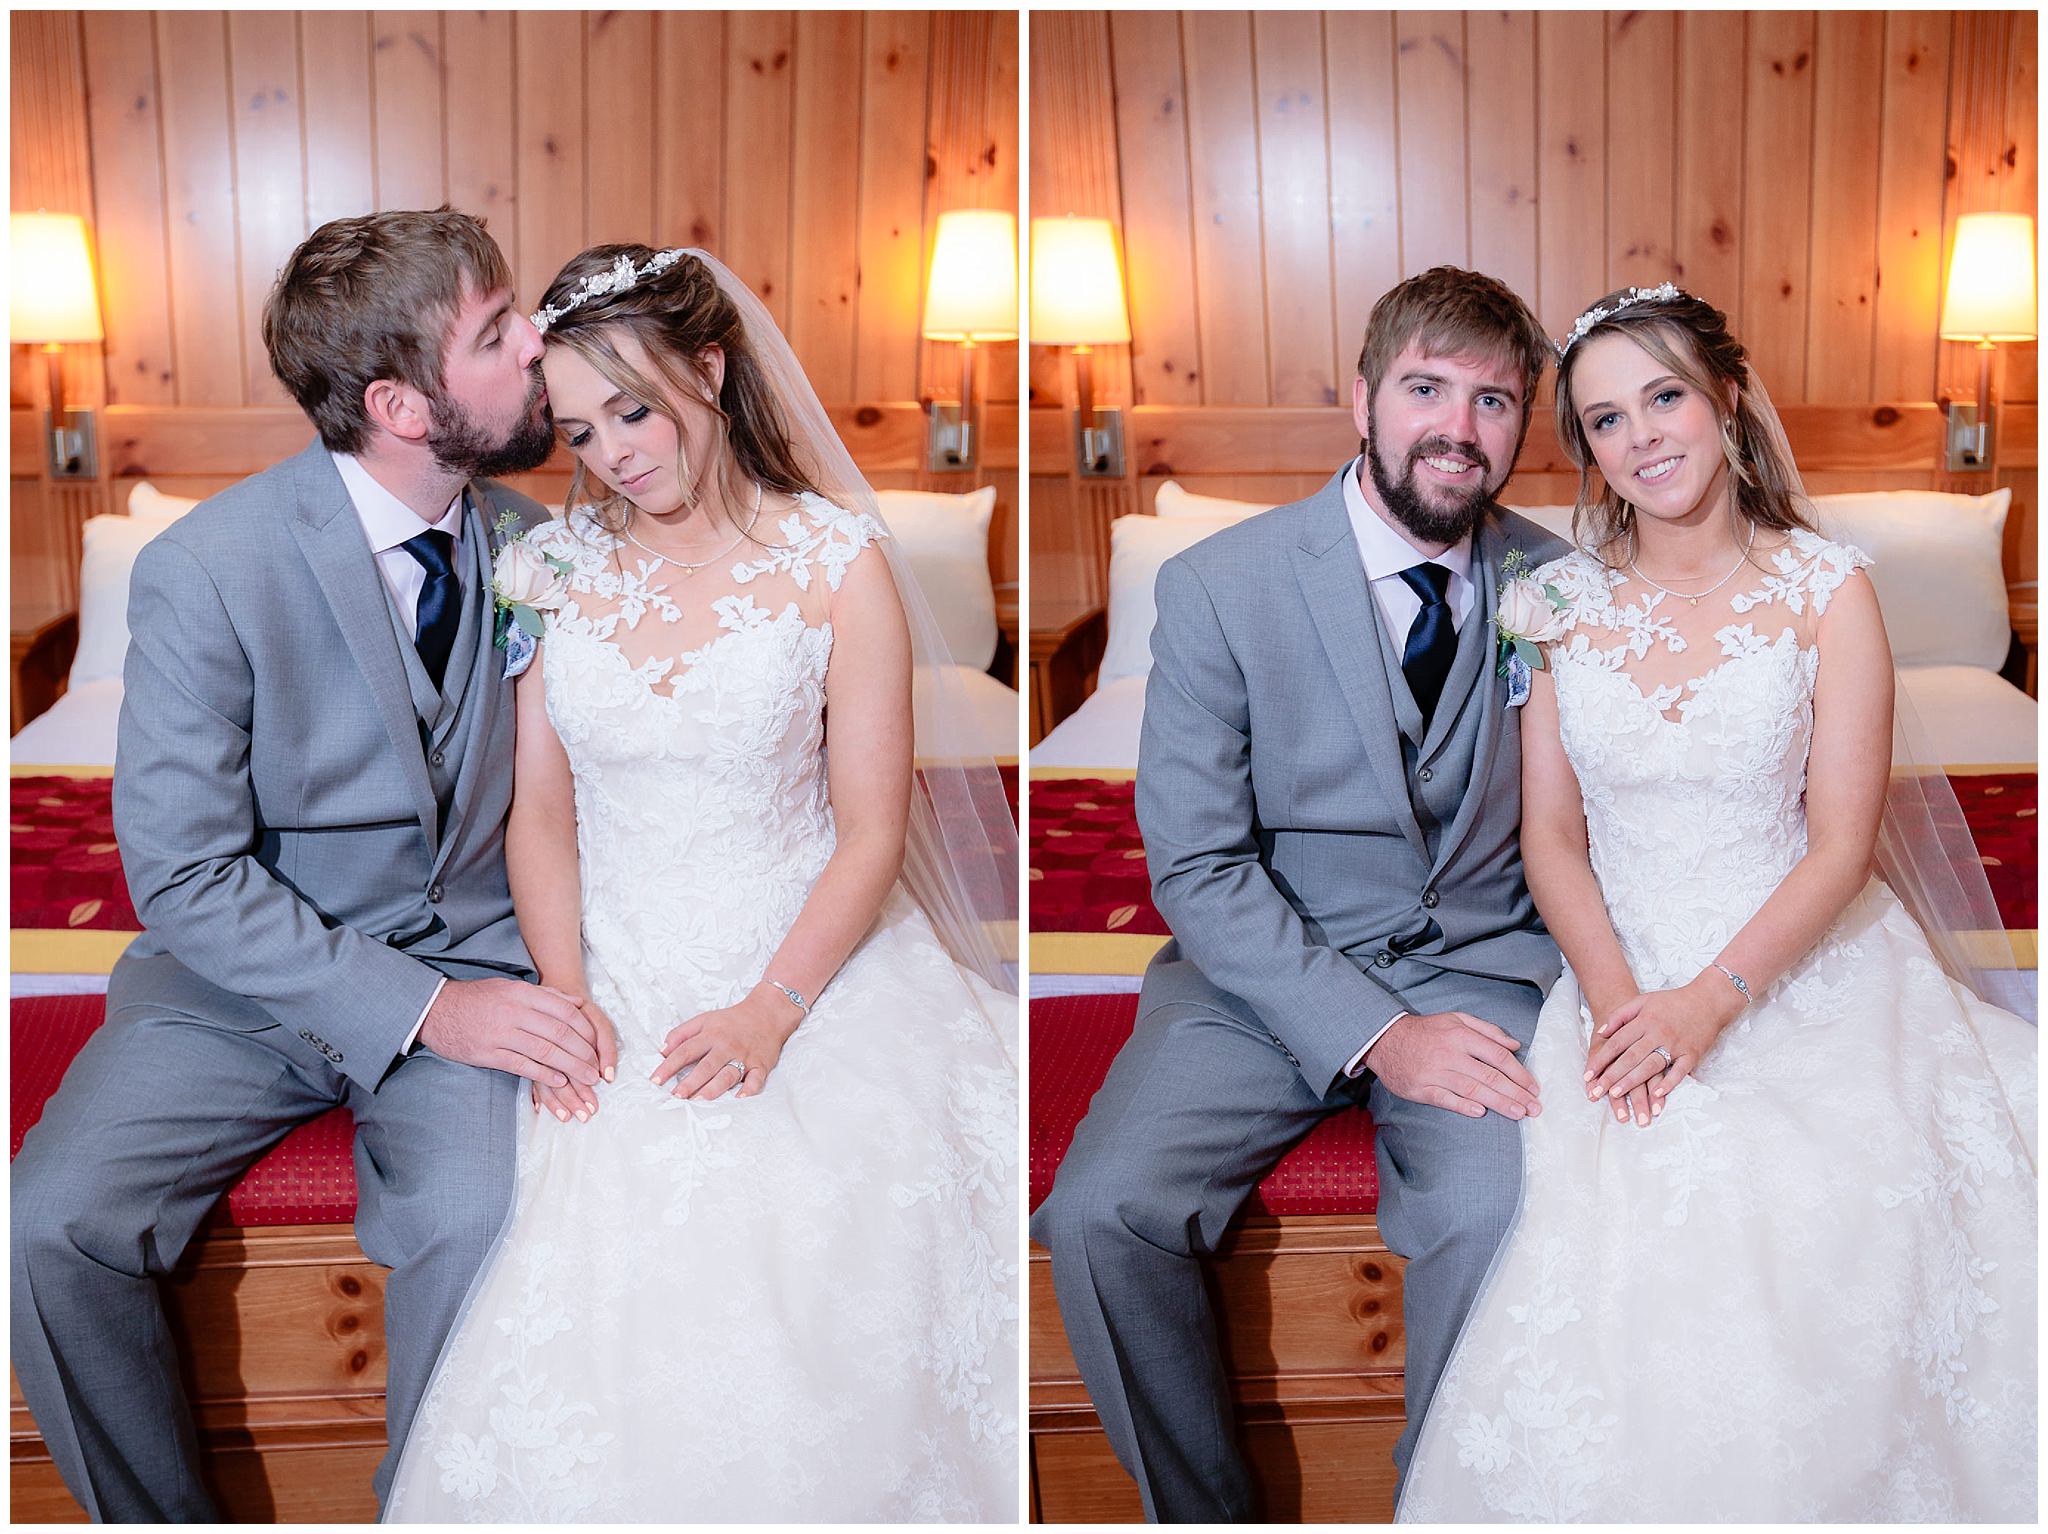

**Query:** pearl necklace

left=621, top=481, right=763, bottom=576
left=1628, top=522, right=1756, bottom=607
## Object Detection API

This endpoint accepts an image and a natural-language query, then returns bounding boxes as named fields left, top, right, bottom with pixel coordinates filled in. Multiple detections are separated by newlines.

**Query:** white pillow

left=1808, top=489, right=2011, bottom=670
left=875, top=486, right=998, bottom=670
left=73, top=503, right=194, bottom=686
left=1500, top=503, right=1578, bottom=545
left=1153, top=480, right=1272, bottom=521
left=1100, top=512, right=1247, bottom=685
left=126, top=480, right=201, bottom=520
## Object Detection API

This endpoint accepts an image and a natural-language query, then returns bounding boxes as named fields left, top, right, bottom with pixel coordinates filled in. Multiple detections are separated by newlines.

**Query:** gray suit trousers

left=1033, top=967, right=1542, bottom=1522
left=10, top=1003, right=518, bottom=1520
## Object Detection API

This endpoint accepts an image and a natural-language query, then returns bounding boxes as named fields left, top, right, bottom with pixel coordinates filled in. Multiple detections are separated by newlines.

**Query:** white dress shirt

left=1338, top=456, right=1477, bottom=1079
left=330, top=453, right=466, bottom=1055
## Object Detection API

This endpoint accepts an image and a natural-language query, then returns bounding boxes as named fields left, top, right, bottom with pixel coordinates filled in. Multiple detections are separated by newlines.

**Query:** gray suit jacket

left=1136, top=466, right=1569, bottom=1091
left=107, top=440, right=550, bottom=1091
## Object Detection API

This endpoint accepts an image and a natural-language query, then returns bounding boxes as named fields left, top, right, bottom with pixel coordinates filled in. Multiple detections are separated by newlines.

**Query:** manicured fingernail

left=553, top=1108, right=568, bottom=1122
left=604, top=1067, right=615, bottom=1082
left=575, top=1110, right=589, bottom=1123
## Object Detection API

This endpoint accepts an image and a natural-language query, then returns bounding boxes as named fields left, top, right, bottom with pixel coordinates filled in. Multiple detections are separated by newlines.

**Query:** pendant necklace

left=622, top=480, right=763, bottom=576
left=1628, top=521, right=1756, bottom=607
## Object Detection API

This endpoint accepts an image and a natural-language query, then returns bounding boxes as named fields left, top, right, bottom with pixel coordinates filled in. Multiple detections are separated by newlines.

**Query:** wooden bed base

left=1028, top=1213, right=1407, bottom=1524
left=9, top=1223, right=387, bottom=1523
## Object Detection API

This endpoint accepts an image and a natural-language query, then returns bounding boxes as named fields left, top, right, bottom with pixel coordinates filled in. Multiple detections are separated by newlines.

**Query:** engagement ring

left=725, top=1059, right=747, bottom=1079
left=1651, top=1046, right=1675, bottom=1067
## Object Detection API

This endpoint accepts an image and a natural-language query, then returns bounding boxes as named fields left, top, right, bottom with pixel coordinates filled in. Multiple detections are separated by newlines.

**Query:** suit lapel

left=432, top=488, right=505, bottom=876
left=1292, top=475, right=1429, bottom=863
left=287, top=442, right=441, bottom=856
left=1430, top=514, right=1508, bottom=878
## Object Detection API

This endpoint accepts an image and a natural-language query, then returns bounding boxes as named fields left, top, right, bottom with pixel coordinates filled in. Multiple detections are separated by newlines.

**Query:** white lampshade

left=1030, top=216, right=1131, bottom=347
left=923, top=210, right=1019, bottom=342
left=11, top=212, right=104, bottom=344
left=1940, top=213, right=2036, bottom=342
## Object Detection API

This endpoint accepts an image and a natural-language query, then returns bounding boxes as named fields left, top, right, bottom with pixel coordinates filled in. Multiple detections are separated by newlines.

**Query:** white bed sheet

left=1032, top=669, right=2037, bottom=773
left=1028, top=668, right=2037, bottom=1001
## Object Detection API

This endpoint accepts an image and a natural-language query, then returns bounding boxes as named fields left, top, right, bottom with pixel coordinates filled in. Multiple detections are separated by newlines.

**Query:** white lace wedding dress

left=1399, top=531, right=2036, bottom=1522
left=384, top=496, right=1020, bottom=1522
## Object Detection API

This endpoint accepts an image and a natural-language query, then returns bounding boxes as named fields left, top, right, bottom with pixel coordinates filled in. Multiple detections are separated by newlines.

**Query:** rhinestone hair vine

left=530, top=247, right=690, bottom=334
left=1556, top=282, right=1686, bottom=358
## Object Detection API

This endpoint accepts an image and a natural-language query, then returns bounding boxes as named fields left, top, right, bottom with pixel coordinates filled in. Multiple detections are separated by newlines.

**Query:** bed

left=1024, top=482, right=2037, bottom=1524
left=9, top=478, right=1019, bottom=1522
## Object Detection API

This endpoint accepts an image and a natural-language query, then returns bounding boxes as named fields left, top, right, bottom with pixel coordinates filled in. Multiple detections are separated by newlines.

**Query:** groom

left=10, top=208, right=606, bottom=1520
left=1034, top=267, right=1569, bottom=1520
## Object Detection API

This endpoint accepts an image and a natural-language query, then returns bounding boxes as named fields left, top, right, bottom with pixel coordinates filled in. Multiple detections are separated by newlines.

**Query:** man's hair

left=1355, top=265, right=1552, bottom=409
left=262, top=207, right=513, bottom=454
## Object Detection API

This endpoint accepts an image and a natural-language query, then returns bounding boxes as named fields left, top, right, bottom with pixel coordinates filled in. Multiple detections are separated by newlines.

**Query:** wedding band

left=724, top=1059, right=746, bottom=1078
left=1651, top=1046, right=1675, bottom=1067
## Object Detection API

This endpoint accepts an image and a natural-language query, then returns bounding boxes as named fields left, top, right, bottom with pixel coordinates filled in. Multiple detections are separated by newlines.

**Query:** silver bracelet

left=1710, top=962, right=1752, bottom=1005
left=766, top=980, right=811, bottom=1015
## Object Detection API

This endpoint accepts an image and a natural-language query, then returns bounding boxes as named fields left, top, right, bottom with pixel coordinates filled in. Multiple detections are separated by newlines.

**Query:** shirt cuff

left=1346, top=1010, right=1410, bottom=1078
left=403, top=976, right=447, bottom=1056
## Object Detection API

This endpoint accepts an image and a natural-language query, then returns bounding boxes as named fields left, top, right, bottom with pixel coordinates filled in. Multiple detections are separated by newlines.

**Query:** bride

left=383, top=246, right=1019, bottom=1521
left=1398, top=285, right=2035, bottom=1521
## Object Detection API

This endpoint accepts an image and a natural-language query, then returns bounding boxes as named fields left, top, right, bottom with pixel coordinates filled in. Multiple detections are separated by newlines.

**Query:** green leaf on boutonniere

left=1512, top=637, right=1545, bottom=671
left=514, top=605, right=544, bottom=638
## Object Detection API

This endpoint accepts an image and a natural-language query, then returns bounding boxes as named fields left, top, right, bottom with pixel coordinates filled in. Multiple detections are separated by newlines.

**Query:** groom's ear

left=363, top=377, right=432, bottom=445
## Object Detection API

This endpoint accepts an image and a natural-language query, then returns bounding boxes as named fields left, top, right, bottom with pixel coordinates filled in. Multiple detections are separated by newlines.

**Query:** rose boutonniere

left=1494, top=549, right=1569, bottom=707
left=488, top=509, right=572, bottom=680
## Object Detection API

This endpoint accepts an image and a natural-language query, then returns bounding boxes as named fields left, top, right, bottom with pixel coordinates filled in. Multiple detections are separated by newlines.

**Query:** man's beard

left=426, top=369, right=555, bottom=478
left=1365, top=418, right=1503, bottom=546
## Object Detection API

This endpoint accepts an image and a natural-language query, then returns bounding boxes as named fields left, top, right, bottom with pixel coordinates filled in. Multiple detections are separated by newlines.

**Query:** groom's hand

left=1363, top=1011, right=1541, bottom=1119
left=419, top=978, right=603, bottom=1089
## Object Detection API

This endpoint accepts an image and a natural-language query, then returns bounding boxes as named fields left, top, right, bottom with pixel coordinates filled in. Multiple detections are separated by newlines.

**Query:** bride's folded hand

left=1584, top=979, right=1744, bottom=1122
left=652, top=985, right=806, bottom=1101
left=531, top=989, right=621, bottom=1124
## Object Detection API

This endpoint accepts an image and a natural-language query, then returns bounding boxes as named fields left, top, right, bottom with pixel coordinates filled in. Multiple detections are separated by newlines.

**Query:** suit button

left=1422, top=889, right=1440, bottom=909
left=1374, top=950, right=1394, bottom=969
left=1418, top=766, right=1433, bottom=783
left=431, top=750, right=445, bottom=767
left=428, top=883, right=444, bottom=903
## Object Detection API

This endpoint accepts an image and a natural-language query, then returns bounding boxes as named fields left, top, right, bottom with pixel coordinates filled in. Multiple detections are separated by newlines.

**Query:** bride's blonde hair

left=1552, top=287, right=1816, bottom=562
left=535, top=245, right=820, bottom=538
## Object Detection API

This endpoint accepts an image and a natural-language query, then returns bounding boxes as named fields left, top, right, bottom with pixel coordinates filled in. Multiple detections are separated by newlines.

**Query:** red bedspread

left=11, top=994, right=359, bottom=1227
left=11, top=765, right=1020, bottom=940
left=1031, top=772, right=2037, bottom=939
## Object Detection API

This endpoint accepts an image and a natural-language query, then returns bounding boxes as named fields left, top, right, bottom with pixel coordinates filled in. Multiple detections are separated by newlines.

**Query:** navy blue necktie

left=401, top=530, right=460, bottom=689
left=1397, top=562, right=1456, bottom=724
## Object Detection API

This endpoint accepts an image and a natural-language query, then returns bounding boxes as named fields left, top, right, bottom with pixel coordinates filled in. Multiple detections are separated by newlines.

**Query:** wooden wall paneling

left=1535, top=11, right=1606, bottom=338
left=922, top=11, right=1016, bottom=410
left=228, top=12, right=305, bottom=408
left=1672, top=11, right=1745, bottom=326
left=1391, top=11, right=1468, bottom=277
left=585, top=12, right=656, bottom=253
left=369, top=12, right=446, bottom=213
left=1871, top=12, right=1952, bottom=405
left=1740, top=11, right=1817, bottom=402
left=12, top=10, right=101, bottom=412
left=1253, top=13, right=1336, bottom=406
left=652, top=12, right=725, bottom=253
left=441, top=12, right=515, bottom=266
left=1324, top=12, right=1401, bottom=390
left=301, top=13, right=374, bottom=231
left=1999, top=11, right=2037, bottom=403
left=1030, top=11, right=1127, bottom=408
left=158, top=11, right=244, bottom=407
left=1940, top=13, right=2015, bottom=406
left=1804, top=12, right=1884, bottom=403
left=1604, top=10, right=1677, bottom=291
left=1109, top=12, right=1201, bottom=407
left=80, top=11, right=174, bottom=407
left=856, top=11, right=931, bottom=403
left=1463, top=11, right=1537, bottom=311
left=789, top=11, right=864, bottom=403
left=513, top=11, right=585, bottom=318
left=723, top=11, right=796, bottom=333
left=986, top=13, right=1022, bottom=409
left=1182, top=12, right=1266, bottom=407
